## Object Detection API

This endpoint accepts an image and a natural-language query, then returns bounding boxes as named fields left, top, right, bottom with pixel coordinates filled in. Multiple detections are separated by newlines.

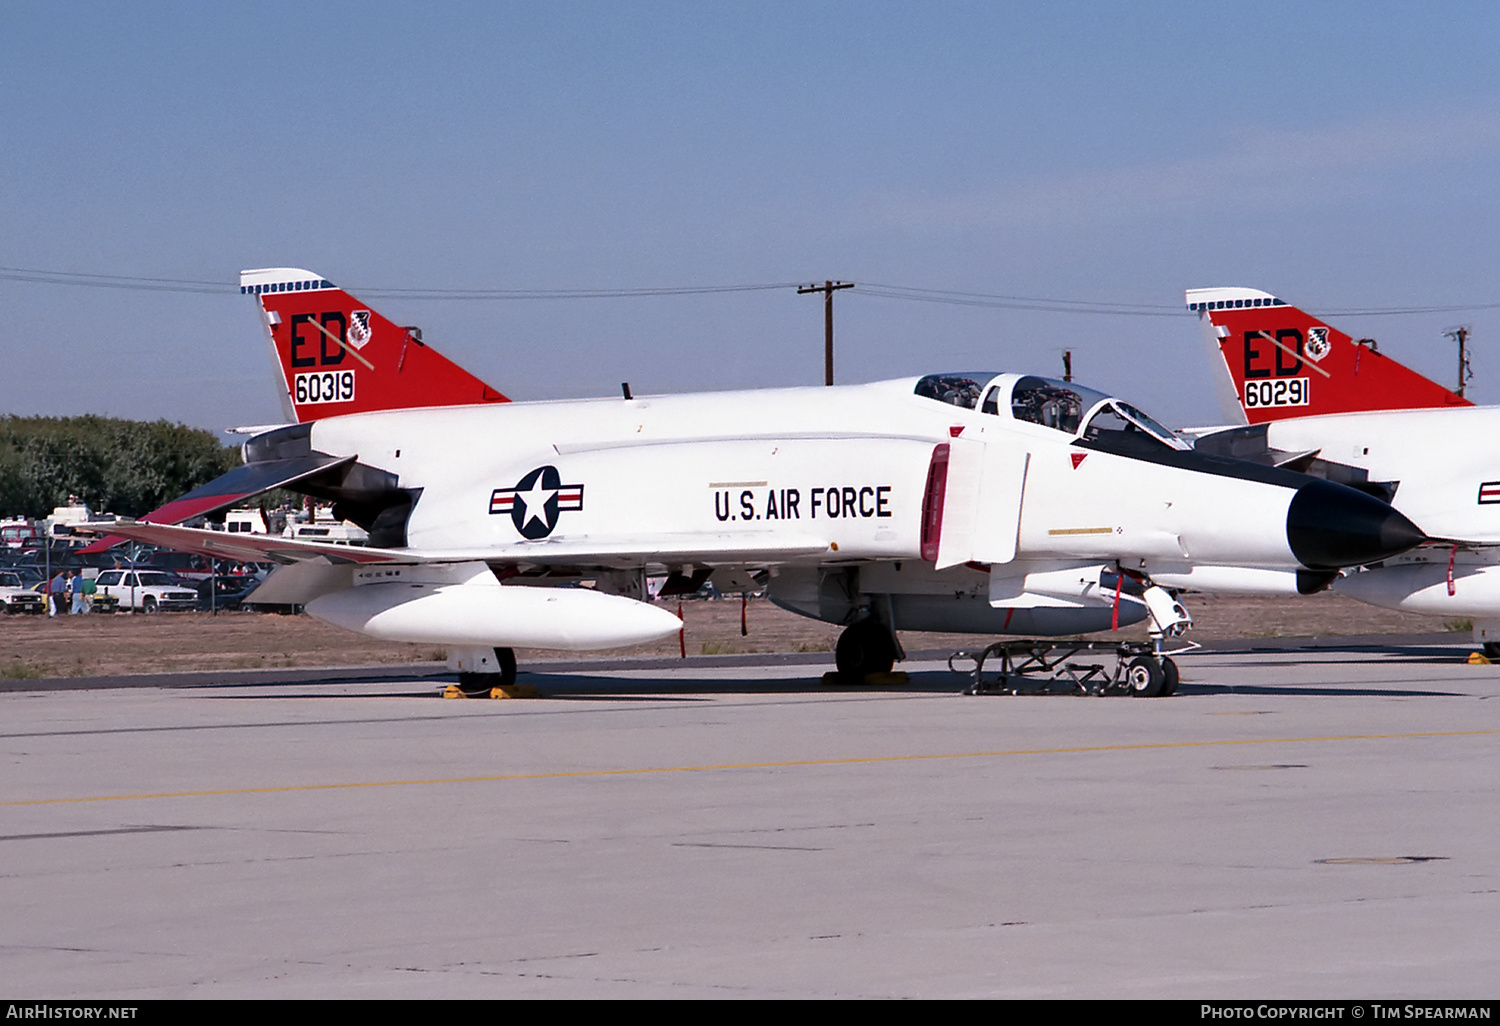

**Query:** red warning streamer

left=1110, top=563, right=1122, bottom=632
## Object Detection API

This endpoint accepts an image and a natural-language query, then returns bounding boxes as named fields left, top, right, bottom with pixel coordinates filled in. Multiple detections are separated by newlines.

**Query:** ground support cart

left=950, top=638, right=1197, bottom=697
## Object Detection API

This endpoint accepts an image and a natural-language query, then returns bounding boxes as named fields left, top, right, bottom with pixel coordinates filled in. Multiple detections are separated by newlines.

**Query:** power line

left=862, top=282, right=1174, bottom=310
left=857, top=282, right=1183, bottom=317
left=355, top=282, right=803, bottom=299
left=1320, top=303, right=1500, bottom=317
left=3, top=263, right=1500, bottom=317
left=0, top=267, right=229, bottom=294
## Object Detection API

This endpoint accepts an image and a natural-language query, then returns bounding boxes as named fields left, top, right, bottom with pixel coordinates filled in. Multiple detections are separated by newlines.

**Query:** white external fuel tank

left=1146, top=565, right=1307, bottom=596
left=304, top=562, right=682, bottom=651
left=1332, top=561, right=1500, bottom=615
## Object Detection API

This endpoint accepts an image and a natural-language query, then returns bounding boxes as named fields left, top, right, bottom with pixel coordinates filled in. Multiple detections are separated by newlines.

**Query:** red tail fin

left=241, top=268, right=508, bottom=423
left=1187, top=287, right=1469, bottom=425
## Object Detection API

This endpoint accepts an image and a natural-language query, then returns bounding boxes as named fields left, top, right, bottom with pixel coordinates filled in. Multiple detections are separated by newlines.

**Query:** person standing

left=72, top=571, right=88, bottom=615
left=48, top=571, right=66, bottom=617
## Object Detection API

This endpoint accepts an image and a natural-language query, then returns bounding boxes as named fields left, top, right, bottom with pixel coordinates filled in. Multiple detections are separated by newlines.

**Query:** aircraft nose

left=1285, top=478, right=1427, bottom=569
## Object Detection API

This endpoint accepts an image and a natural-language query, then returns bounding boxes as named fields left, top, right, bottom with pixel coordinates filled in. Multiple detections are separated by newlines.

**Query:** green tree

left=0, top=416, right=238, bottom=519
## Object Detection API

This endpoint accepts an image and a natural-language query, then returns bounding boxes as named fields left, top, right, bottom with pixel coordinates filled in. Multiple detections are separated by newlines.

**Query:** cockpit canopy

left=913, top=373, right=988, bottom=411
left=913, top=372, right=1187, bottom=452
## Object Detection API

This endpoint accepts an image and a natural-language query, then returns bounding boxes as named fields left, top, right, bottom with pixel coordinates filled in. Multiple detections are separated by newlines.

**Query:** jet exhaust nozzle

left=1285, top=478, right=1426, bottom=570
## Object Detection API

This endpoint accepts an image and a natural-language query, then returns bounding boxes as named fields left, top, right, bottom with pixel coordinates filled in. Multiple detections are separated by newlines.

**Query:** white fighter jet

left=87, top=269, right=1428, bottom=691
left=1187, top=287, right=1500, bottom=652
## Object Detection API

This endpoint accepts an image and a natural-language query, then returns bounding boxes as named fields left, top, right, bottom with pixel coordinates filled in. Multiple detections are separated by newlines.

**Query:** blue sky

left=4, top=1, right=1500, bottom=432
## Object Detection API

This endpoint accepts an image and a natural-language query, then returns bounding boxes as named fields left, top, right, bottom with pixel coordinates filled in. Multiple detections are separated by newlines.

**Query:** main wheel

left=1160, top=656, right=1180, bottom=696
left=835, top=618, right=896, bottom=684
left=494, top=647, right=517, bottom=687
left=142, top=596, right=158, bottom=614
left=1125, top=655, right=1165, bottom=697
left=456, top=673, right=490, bottom=696
left=1483, top=642, right=1500, bottom=661
left=458, top=647, right=518, bottom=696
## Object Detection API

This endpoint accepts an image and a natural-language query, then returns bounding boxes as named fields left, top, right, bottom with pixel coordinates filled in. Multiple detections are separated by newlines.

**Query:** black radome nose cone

left=1286, top=479, right=1427, bottom=569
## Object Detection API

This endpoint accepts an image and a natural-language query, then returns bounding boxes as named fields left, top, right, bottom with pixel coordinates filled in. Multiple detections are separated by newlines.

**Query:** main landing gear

left=455, top=646, right=518, bottom=697
left=952, top=640, right=1189, bottom=697
left=830, top=616, right=907, bottom=685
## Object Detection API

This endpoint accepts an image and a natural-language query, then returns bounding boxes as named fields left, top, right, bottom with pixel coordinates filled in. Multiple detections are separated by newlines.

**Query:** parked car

left=134, top=550, right=215, bottom=581
left=93, top=570, right=199, bottom=613
left=1, top=565, right=44, bottom=589
left=88, top=590, right=120, bottom=614
left=196, top=574, right=260, bottom=612
left=0, top=571, right=45, bottom=614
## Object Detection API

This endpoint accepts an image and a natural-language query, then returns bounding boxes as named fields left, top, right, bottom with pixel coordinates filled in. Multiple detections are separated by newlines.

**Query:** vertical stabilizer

left=1186, top=287, right=1469, bottom=424
left=241, top=268, right=509, bottom=423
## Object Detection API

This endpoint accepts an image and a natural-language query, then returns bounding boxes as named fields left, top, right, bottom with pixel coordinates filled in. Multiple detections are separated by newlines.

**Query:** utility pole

left=1062, top=350, right=1073, bottom=383
left=798, top=280, right=854, bottom=385
left=1443, top=325, right=1472, bottom=398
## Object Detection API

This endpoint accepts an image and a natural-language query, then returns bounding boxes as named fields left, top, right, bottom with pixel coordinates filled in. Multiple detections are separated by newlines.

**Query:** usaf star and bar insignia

left=489, top=465, right=585, bottom=539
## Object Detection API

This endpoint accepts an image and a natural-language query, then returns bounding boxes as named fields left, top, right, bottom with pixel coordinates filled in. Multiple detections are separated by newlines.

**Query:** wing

left=80, top=520, right=836, bottom=570
left=79, top=519, right=418, bottom=566
left=78, top=454, right=355, bottom=554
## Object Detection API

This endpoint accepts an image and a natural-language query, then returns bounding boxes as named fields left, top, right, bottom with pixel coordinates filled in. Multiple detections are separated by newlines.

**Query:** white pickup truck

left=94, top=570, right=199, bottom=613
left=0, top=571, right=45, bottom=614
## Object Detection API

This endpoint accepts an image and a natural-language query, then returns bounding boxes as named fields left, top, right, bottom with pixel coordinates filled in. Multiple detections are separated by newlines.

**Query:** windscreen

left=1080, top=400, right=1189, bottom=453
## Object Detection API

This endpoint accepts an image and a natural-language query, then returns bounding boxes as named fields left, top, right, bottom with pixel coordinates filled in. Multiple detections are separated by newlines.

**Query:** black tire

left=1125, top=655, right=1165, bottom=697
left=835, top=618, right=896, bottom=684
left=456, top=673, right=490, bottom=696
left=1160, top=656, right=1180, bottom=696
left=458, top=648, right=518, bottom=696
left=1484, top=643, right=1500, bottom=661
left=495, top=647, right=517, bottom=687
left=142, top=596, right=157, bottom=614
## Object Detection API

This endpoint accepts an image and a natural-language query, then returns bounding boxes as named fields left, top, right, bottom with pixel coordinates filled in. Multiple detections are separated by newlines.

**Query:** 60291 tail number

left=1243, top=377, right=1309, bottom=408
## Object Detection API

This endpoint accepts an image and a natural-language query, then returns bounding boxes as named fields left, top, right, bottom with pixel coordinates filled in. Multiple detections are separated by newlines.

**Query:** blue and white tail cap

left=240, top=267, right=337, bottom=295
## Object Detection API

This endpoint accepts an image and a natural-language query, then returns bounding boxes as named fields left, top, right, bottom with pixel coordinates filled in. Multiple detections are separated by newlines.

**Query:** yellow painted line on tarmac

left=5, top=728, right=1498, bottom=807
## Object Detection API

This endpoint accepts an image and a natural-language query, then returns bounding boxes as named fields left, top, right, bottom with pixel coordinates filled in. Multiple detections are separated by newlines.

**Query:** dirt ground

left=0, top=591, right=1468, bottom=680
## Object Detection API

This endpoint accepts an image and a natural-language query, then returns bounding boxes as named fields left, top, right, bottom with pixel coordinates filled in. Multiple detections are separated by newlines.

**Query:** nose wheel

left=1160, top=655, right=1180, bottom=696
left=1125, top=655, right=1165, bottom=697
